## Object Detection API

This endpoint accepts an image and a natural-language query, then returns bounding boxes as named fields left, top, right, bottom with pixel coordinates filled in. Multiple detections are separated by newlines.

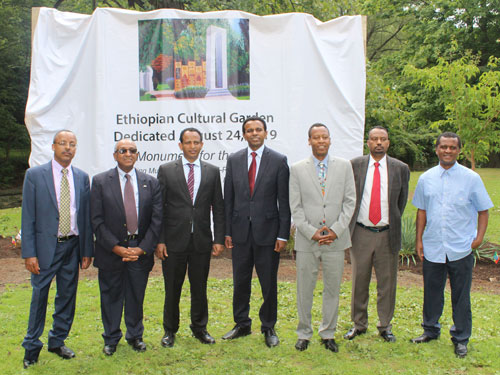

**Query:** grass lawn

left=1, top=278, right=499, bottom=374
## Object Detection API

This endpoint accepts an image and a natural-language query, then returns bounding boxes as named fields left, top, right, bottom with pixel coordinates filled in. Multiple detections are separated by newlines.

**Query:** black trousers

left=161, top=236, right=211, bottom=333
left=22, top=237, right=79, bottom=359
left=232, top=230, right=280, bottom=332
left=98, top=240, right=151, bottom=345
left=422, top=253, right=473, bottom=344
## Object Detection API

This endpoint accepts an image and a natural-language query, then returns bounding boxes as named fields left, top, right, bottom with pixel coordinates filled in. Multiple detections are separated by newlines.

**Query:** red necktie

left=187, top=163, right=195, bottom=202
left=124, top=174, right=138, bottom=234
left=248, top=152, right=257, bottom=196
left=369, top=162, right=381, bottom=225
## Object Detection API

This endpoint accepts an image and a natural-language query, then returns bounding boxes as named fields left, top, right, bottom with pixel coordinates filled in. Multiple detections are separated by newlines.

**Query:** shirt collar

left=312, top=154, right=329, bottom=167
left=117, top=166, right=136, bottom=180
left=369, top=154, right=387, bottom=168
left=52, top=159, right=72, bottom=174
left=438, top=161, right=459, bottom=176
left=248, top=145, right=264, bottom=158
left=181, top=155, right=201, bottom=168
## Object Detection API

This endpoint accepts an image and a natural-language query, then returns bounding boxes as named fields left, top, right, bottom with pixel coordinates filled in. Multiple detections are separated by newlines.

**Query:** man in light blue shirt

left=410, top=132, right=493, bottom=358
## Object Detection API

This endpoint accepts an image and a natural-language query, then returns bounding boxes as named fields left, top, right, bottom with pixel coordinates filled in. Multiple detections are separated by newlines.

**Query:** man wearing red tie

left=345, top=126, right=410, bottom=342
left=222, top=116, right=291, bottom=347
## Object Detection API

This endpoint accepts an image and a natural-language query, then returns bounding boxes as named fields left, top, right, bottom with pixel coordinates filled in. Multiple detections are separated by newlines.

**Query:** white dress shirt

left=52, top=159, right=78, bottom=236
left=358, top=155, right=389, bottom=227
left=117, top=167, right=139, bottom=234
left=181, top=155, right=201, bottom=204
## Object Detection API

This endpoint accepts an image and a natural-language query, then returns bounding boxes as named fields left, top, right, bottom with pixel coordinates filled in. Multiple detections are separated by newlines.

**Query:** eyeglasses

left=54, top=141, right=77, bottom=148
left=116, top=148, right=138, bottom=154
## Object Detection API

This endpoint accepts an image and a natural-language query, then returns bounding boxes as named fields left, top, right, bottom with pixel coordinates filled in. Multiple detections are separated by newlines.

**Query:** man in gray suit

left=290, top=123, right=356, bottom=352
left=222, top=116, right=291, bottom=348
left=344, top=126, right=409, bottom=343
left=21, top=130, right=93, bottom=368
left=91, top=139, right=162, bottom=356
left=156, top=128, right=224, bottom=348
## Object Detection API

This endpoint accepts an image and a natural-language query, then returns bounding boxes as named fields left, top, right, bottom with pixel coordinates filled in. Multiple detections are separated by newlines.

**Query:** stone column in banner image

left=206, top=25, right=232, bottom=97
left=140, top=66, right=154, bottom=92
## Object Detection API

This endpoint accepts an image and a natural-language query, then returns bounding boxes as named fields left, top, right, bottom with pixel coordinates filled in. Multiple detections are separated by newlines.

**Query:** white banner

left=26, top=7, right=366, bottom=177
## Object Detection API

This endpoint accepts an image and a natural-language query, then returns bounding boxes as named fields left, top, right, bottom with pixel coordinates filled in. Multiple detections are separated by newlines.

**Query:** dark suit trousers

left=22, top=236, right=79, bottom=358
left=232, top=229, right=280, bottom=332
left=350, top=226, right=398, bottom=332
left=98, top=240, right=151, bottom=345
left=162, top=236, right=211, bottom=334
left=422, top=253, right=473, bottom=344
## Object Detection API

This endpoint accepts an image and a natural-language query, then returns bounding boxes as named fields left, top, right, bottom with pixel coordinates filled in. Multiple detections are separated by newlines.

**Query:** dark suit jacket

left=21, top=161, right=93, bottom=270
left=91, top=167, right=162, bottom=270
left=157, top=159, right=224, bottom=253
left=224, top=146, right=291, bottom=246
left=349, top=155, right=410, bottom=253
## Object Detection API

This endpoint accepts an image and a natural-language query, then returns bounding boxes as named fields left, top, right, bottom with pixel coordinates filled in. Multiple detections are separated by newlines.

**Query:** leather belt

left=356, top=222, right=389, bottom=233
left=57, top=235, right=78, bottom=243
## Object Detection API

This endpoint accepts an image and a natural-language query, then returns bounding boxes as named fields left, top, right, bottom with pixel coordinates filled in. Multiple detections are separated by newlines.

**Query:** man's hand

left=155, top=243, right=168, bottom=260
left=25, top=257, right=40, bottom=275
left=416, top=240, right=424, bottom=261
left=112, top=245, right=139, bottom=262
left=212, top=243, right=224, bottom=256
left=471, top=238, right=482, bottom=250
left=81, top=257, right=92, bottom=269
left=312, top=226, right=336, bottom=245
left=274, top=239, right=287, bottom=253
left=225, top=236, right=233, bottom=249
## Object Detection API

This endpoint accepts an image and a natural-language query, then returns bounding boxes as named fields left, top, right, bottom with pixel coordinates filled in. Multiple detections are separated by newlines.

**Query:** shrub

left=174, top=86, right=208, bottom=99
left=229, top=83, right=250, bottom=97
left=400, top=214, right=417, bottom=265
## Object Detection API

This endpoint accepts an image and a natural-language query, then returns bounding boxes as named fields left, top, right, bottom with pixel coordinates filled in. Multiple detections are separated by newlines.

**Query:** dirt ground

left=1, top=238, right=498, bottom=294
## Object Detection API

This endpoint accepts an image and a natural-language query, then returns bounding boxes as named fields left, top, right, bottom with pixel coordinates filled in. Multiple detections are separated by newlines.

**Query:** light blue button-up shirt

left=412, top=162, right=493, bottom=263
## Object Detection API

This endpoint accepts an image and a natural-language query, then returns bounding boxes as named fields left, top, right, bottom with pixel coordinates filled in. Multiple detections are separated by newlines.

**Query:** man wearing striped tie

left=156, top=128, right=224, bottom=348
left=21, top=130, right=93, bottom=368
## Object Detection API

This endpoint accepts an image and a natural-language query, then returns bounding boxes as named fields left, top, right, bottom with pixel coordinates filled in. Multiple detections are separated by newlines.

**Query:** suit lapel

left=195, top=161, right=207, bottom=203
left=237, top=149, right=251, bottom=197
left=252, top=147, right=269, bottom=196
left=323, top=156, right=335, bottom=200
left=359, top=156, right=370, bottom=198
left=109, top=168, right=126, bottom=219
left=42, top=162, right=58, bottom=211
left=71, top=167, right=81, bottom=212
left=175, top=159, right=192, bottom=203
left=305, top=157, right=323, bottom=197
left=386, top=156, right=394, bottom=203
left=136, top=170, right=146, bottom=226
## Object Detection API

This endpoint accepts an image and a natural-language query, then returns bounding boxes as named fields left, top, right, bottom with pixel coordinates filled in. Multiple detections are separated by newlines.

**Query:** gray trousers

left=296, top=249, right=344, bottom=340
left=349, top=225, right=398, bottom=332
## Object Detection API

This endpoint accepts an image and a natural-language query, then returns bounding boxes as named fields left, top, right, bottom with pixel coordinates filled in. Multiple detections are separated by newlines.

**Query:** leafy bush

left=400, top=214, right=417, bottom=265
left=174, top=86, right=208, bottom=99
left=229, top=83, right=250, bottom=97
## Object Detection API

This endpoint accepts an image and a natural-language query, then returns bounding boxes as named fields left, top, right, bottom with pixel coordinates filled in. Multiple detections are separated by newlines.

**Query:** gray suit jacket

left=157, top=158, right=224, bottom=253
left=349, top=155, right=410, bottom=253
left=21, top=161, right=94, bottom=270
left=290, top=155, right=356, bottom=252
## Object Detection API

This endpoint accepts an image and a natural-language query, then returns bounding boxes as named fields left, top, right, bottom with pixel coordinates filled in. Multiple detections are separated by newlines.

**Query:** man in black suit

left=344, top=126, right=410, bottom=342
left=21, top=130, right=93, bottom=368
left=155, top=127, right=224, bottom=347
left=222, top=116, right=291, bottom=348
left=91, top=139, right=162, bottom=356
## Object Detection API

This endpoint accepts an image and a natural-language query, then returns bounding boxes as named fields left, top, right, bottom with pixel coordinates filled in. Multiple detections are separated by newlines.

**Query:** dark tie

left=248, top=152, right=257, bottom=196
left=369, top=162, right=381, bottom=225
left=58, top=168, right=71, bottom=236
left=124, top=174, right=138, bottom=234
left=187, top=163, right=195, bottom=202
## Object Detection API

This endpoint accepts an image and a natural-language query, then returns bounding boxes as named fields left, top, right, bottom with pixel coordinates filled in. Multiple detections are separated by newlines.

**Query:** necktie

left=318, top=162, right=326, bottom=196
left=58, top=168, right=71, bottom=236
left=187, top=163, right=195, bottom=202
left=124, top=174, right=138, bottom=234
left=248, top=152, right=257, bottom=196
left=369, top=162, right=381, bottom=225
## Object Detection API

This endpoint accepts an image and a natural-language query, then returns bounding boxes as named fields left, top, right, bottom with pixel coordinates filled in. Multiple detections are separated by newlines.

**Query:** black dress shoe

left=343, top=327, right=367, bottom=340
left=295, top=339, right=309, bottom=351
left=222, top=325, right=251, bottom=340
left=321, top=338, right=339, bottom=353
left=380, top=330, right=396, bottom=342
left=103, top=344, right=117, bottom=356
left=127, top=338, right=146, bottom=352
left=410, top=334, right=438, bottom=344
left=263, top=329, right=279, bottom=348
left=454, top=342, right=468, bottom=358
left=192, top=329, right=216, bottom=344
left=23, top=358, right=38, bottom=369
left=48, top=345, right=75, bottom=359
left=161, top=331, right=176, bottom=348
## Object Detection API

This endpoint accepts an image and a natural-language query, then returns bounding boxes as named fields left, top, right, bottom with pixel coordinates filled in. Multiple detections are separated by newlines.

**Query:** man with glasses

left=21, top=130, right=93, bottom=368
left=91, top=139, right=162, bottom=356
